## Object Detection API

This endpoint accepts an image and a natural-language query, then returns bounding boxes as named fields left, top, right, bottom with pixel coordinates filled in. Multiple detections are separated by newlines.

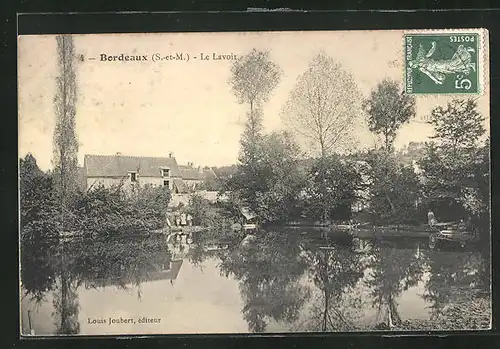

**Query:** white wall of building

left=87, top=176, right=174, bottom=191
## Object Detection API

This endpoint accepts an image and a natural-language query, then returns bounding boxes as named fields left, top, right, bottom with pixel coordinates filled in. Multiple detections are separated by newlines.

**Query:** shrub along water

left=20, top=154, right=173, bottom=302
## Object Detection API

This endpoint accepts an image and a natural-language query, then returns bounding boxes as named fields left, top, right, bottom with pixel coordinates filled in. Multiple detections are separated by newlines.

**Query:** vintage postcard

left=18, top=29, right=491, bottom=336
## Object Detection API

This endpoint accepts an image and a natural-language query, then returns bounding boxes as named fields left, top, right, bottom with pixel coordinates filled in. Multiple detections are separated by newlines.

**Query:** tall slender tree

left=227, top=49, right=282, bottom=209
left=53, top=35, right=79, bottom=212
left=229, top=49, right=282, bottom=158
left=52, top=35, right=79, bottom=334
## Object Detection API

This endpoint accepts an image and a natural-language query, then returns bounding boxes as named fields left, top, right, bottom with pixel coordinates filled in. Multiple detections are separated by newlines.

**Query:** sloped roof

left=179, top=166, right=218, bottom=181
left=85, top=154, right=181, bottom=178
left=173, top=178, right=188, bottom=193
left=179, top=166, right=203, bottom=180
left=203, top=168, right=217, bottom=181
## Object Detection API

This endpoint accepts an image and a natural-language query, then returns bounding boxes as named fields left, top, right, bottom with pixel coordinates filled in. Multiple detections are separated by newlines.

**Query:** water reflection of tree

left=22, top=234, right=171, bottom=335
left=365, top=241, right=425, bottom=329
left=20, top=155, right=60, bottom=303
left=21, top=236, right=58, bottom=303
left=52, top=264, right=80, bottom=334
left=71, top=235, right=171, bottom=292
left=422, top=249, right=486, bottom=321
left=186, top=242, right=206, bottom=269
left=297, top=244, right=366, bottom=331
left=218, top=232, right=309, bottom=332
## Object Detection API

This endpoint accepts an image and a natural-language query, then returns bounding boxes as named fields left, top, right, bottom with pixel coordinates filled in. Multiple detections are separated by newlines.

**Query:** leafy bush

left=73, top=183, right=171, bottom=237
left=300, top=156, right=364, bottom=222
left=364, top=150, right=422, bottom=225
left=186, top=193, right=211, bottom=226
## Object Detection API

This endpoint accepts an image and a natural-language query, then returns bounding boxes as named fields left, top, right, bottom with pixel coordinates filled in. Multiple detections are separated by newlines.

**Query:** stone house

left=83, top=152, right=188, bottom=193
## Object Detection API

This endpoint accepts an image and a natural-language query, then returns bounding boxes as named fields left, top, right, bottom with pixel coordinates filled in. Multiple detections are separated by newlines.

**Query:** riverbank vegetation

left=20, top=154, right=172, bottom=297
left=218, top=50, right=490, bottom=242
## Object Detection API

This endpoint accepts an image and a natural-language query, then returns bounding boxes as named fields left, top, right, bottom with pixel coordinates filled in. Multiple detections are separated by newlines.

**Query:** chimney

left=168, top=152, right=173, bottom=158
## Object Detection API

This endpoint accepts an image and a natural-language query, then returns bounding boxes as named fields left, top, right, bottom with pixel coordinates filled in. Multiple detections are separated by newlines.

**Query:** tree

left=72, top=183, right=172, bottom=237
left=229, top=49, right=282, bottom=118
left=470, top=138, right=490, bottom=241
left=52, top=35, right=79, bottom=212
left=299, top=245, right=366, bottom=331
left=186, top=193, right=211, bottom=226
left=301, top=156, right=364, bottom=222
left=418, top=99, right=488, bottom=231
left=227, top=50, right=283, bottom=209
left=217, top=231, right=309, bottom=332
left=363, top=78, right=416, bottom=152
left=281, top=52, right=362, bottom=158
left=20, top=154, right=59, bottom=300
left=365, top=150, right=422, bottom=225
left=229, top=49, right=282, bottom=157
left=427, top=99, right=485, bottom=156
left=254, top=131, right=304, bottom=222
left=226, top=131, right=304, bottom=222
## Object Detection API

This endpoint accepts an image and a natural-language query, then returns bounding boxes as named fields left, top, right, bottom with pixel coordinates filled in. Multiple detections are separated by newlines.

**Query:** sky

left=18, top=30, right=490, bottom=171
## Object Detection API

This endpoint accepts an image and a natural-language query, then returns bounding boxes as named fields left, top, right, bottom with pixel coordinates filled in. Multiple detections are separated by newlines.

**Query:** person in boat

left=427, top=209, right=437, bottom=227
left=458, top=217, right=473, bottom=231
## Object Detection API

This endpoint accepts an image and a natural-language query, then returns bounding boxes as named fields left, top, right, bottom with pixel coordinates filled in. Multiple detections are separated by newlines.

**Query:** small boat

left=429, top=226, right=477, bottom=249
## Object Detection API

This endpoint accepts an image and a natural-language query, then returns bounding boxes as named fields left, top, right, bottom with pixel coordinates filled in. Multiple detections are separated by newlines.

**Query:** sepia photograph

left=18, top=29, right=491, bottom=335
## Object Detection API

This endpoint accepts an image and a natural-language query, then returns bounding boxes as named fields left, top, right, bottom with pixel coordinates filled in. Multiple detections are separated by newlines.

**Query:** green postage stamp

left=405, top=32, right=480, bottom=94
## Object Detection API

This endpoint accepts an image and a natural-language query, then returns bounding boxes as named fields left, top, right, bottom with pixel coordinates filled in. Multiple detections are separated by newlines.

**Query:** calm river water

left=20, top=229, right=490, bottom=335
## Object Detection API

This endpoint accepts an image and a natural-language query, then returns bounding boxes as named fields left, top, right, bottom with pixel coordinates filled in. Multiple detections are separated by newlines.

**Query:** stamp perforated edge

left=402, top=28, right=489, bottom=96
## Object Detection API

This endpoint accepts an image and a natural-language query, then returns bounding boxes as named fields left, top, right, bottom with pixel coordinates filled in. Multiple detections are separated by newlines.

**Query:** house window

left=162, top=168, right=170, bottom=177
left=130, top=172, right=137, bottom=182
left=164, top=180, right=170, bottom=187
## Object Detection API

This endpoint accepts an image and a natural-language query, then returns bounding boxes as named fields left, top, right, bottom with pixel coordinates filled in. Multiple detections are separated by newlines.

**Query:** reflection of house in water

left=83, top=248, right=188, bottom=289
left=168, top=238, right=191, bottom=260
left=352, top=237, right=373, bottom=253
left=144, top=259, right=184, bottom=285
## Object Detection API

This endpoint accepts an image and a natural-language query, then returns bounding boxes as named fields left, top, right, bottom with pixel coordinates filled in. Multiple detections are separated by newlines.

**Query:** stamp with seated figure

left=405, top=32, right=483, bottom=94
